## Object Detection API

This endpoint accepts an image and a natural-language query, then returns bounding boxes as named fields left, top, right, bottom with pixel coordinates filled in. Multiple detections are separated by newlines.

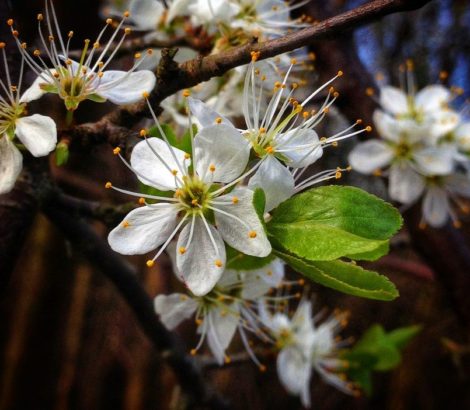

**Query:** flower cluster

left=349, top=62, right=470, bottom=228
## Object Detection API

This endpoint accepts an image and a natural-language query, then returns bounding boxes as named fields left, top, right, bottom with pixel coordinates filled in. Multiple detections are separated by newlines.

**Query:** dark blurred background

left=1, top=1, right=470, bottom=409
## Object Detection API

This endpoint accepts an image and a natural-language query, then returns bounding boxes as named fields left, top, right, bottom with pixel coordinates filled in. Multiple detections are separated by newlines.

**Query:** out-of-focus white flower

left=190, top=54, right=366, bottom=211
left=0, top=43, right=56, bottom=194
left=9, top=1, right=156, bottom=111
left=127, top=0, right=191, bottom=30
left=107, top=99, right=271, bottom=296
left=261, top=300, right=352, bottom=407
left=421, top=173, right=470, bottom=228
left=155, top=257, right=285, bottom=365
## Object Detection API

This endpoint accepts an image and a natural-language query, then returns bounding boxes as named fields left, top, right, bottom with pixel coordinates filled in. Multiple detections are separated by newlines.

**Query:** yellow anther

left=190, top=349, right=197, bottom=356
left=259, top=365, right=267, bottom=372
left=259, top=127, right=266, bottom=134
left=171, top=169, right=178, bottom=176
left=332, top=141, right=338, bottom=147
left=373, top=169, right=382, bottom=177
left=37, top=14, right=43, bottom=21
left=274, top=81, right=282, bottom=89
left=191, top=199, right=198, bottom=206
left=20, top=42, right=27, bottom=49
left=105, top=182, right=112, bottom=189
left=308, top=52, right=316, bottom=61
left=123, top=10, right=130, bottom=17
left=134, top=52, right=141, bottom=59
left=249, top=230, right=257, bottom=238
left=33, top=49, right=41, bottom=57
left=365, top=125, right=372, bottom=132
left=224, top=355, right=231, bottom=364
left=265, top=146, right=274, bottom=154
left=302, top=111, right=309, bottom=119
left=291, top=82, right=298, bottom=89
left=48, top=35, right=54, bottom=42
left=365, top=87, right=374, bottom=96
left=267, top=270, right=273, bottom=276
left=139, top=129, right=147, bottom=137
left=215, top=117, right=222, bottom=124
left=195, top=318, right=203, bottom=325
left=406, top=59, right=414, bottom=70
left=250, top=51, right=260, bottom=61
left=7, top=19, right=13, bottom=26
left=93, top=41, right=100, bottom=48
left=356, top=118, right=363, bottom=124
left=439, top=71, right=448, bottom=80
left=142, top=91, right=149, bottom=98
left=147, top=49, right=153, bottom=55
left=174, top=189, right=183, bottom=197
left=124, top=27, right=131, bottom=35
left=335, top=171, right=342, bottom=179
left=182, top=89, right=190, bottom=97
left=232, top=196, right=239, bottom=204
left=333, top=91, right=339, bottom=98
left=146, top=260, right=155, bottom=267
left=106, top=18, right=113, bottom=25
left=0, top=42, right=5, bottom=49
left=209, top=164, right=216, bottom=172
left=254, top=68, right=260, bottom=75
left=323, top=107, right=330, bottom=114
left=337, top=70, right=343, bottom=77
left=122, top=220, right=130, bottom=228
left=261, top=75, right=266, bottom=81
left=453, top=220, right=462, bottom=229
left=184, top=153, right=191, bottom=160
left=290, top=58, right=297, bottom=65
left=97, top=71, right=104, bottom=78
left=138, top=197, right=145, bottom=205
left=113, top=147, right=121, bottom=155
left=215, top=259, right=223, bottom=268
left=179, top=247, right=187, bottom=255
left=298, top=279, right=305, bottom=286
left=68, top=31, right=74, bottom=38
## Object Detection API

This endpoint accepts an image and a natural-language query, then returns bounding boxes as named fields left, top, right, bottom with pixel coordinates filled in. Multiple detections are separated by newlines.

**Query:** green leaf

left=253, top=188, right=266, bottom=223
left=346, top=242, right=389, bottom=261
left=138, top=182, right=173, bottom=201
left=267, top=186, right=402, bottom=261
left=55, top=141, right=69, bottom=166
left=268, top=223, right=389, bottom=261
left=275, top=251, right=399, bottom=301
left=270, top=186, right=403, bottom=240
left=226, top=245, right=275, bottom=270
left=387, top=325, right=422, bottom=350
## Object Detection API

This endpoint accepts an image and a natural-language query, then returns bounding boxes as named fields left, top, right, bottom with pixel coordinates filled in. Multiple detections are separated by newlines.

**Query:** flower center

left=0, top=101, right=25, bottom=137
left=176, top=175, right=211, bottom=213
left=394, top=141, right=413, bottom=159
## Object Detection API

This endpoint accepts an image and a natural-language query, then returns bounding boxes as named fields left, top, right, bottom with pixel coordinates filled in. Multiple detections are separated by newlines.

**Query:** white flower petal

left=277, top=347, right=312, bottom=408
left=380, top=86, right=409, bottom=115
left=154, top=293, right=198, bottom=329
left=414, top=85, right=451, bottom=113
left=429, top=110, right=460, bottom=141
left=276, top=128, right=323, bottom=168
left=108, top=203, right=179, bottom=254
left=214, top=187, right=272, bottom=257
left=389, top=162, right=425, bottom=204
left=188, top=97, right=233, bottom=128
left=19, top=70, right=55, bottom=103
left=176, top=217, right=226, bottom=296
left=0, top=137, right=22, bottom=195
left=167, top=0, right=192, bottom=22
left=205, top=306, right=239, bottom=365
left=373, top=109, right=401, bottom=142
left=194, top=124, right=250, bottom=183
left=413, top=145, right=455, bottom=176
left=348, top=140, right=393, bottom=174
left=188, top=0, right=240, bottom=25
left=129, top=0, right=164, bottom=30
left=241, top=259, right=285, bottom=299
left=96, top=70, right=156, bottom=105
left=131, top=137, right=188, bottom=191
left=454, top=123, right=470, bottom=152
left=248, top=155, right=295, bottom=211
left=15, top=114, right=57, bottom=157
left=422, top=187, right=450, bottom=228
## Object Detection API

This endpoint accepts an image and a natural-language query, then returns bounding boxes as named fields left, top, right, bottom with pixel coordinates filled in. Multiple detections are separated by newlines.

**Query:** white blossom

left=107, top=99, right=271, bottom=296
left=0, top=44, right=56, bottom=194
left=190, top=55, right=366, bottom=211
left=10, top=0, right=156, bottom=111
left=155, top=256, right=285, bottom=365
